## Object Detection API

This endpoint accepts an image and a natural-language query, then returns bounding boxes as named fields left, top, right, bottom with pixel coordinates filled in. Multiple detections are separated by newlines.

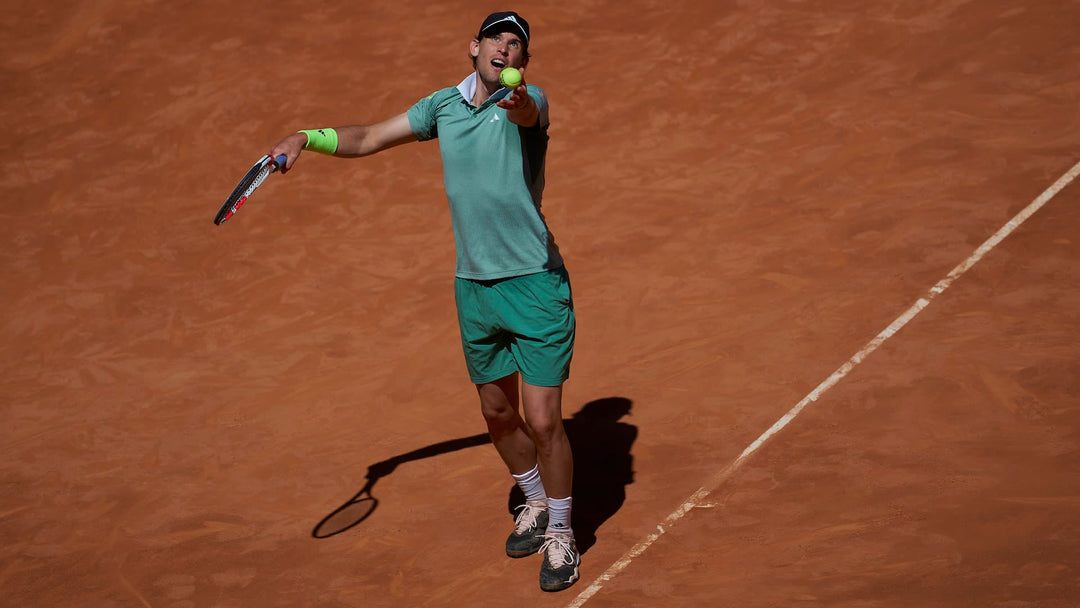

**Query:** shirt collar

left=457, top=72, right=509, bottom=107
left=457, top=73, right=478, bottom=102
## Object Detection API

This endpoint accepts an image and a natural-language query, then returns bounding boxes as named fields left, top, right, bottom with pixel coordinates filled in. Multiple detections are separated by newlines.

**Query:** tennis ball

left=499, top=67, right=523, bottom=89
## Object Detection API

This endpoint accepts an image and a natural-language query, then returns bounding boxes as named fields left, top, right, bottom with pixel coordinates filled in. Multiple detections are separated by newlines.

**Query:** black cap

left=478, top=11, right=530, bottom=48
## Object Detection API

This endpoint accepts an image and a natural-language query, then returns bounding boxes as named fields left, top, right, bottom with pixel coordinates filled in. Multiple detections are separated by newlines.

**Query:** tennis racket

left=213, top=154, right=288, bottom=225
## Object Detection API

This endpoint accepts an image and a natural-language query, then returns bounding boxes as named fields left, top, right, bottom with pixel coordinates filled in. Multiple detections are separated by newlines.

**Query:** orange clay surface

left=3, top=1, right=1080, bottom=607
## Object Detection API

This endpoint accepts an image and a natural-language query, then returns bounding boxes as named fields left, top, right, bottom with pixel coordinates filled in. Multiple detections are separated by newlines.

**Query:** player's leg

left=477, top=372, right=534, bottom=472
left=456, top=275, right=532, bottom=471
left=520, top=382, right=572, bottom=499
left=521, top=381, right=580, bottom=592
left=499, top=267, right=578, bottom=592
left=506, top=267, right=575, bottom=508
left=476, top=373, right=551, bottom=557
left=456, top=276, right=552, bottom=558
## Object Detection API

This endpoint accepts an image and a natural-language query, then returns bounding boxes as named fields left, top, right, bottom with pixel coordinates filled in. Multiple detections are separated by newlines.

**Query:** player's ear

left=469, top=38, right=480, bottom=60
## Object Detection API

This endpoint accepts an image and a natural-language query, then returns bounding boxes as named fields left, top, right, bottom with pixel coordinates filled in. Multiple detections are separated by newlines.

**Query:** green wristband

left=298, top=128, right=338, bottom=154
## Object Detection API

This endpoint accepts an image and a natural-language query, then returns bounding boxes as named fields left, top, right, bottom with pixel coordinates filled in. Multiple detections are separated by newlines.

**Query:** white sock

left=545, top=496, right=573, bottom=536
left=511, top=464, right=547, bottom=504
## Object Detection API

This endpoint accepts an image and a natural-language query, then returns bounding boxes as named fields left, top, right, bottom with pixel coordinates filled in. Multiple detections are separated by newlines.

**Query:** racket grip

left=273, top=154, right=288, bottom=170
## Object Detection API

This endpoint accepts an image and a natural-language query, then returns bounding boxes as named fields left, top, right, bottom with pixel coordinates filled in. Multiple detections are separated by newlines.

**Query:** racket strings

left=241, top=165, right=274, bottom=200
left=215, top=155, right=281, bottom=224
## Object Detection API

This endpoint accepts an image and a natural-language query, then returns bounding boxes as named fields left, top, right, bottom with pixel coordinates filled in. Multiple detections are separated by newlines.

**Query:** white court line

left=567, top=158, right=1080, bottom=607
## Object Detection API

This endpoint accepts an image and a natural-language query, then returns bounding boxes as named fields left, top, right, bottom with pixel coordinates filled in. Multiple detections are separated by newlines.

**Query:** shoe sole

left=540, top=566, right=580, bottom=592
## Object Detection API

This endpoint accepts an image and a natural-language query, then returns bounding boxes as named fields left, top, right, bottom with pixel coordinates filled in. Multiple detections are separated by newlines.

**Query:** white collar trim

left=457, top=72, right=503, bottom=106
left=457, top=73, right=477, bottom=101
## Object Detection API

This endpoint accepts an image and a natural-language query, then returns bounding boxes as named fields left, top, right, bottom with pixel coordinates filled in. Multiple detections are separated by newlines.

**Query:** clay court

left=3, top=1, right=1079, bottom=606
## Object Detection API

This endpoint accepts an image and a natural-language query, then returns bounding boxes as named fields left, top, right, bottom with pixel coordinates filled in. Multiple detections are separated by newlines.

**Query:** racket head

left=213, top=154, right=286, bottom=225
left=312, top=495, right=379, bottom=538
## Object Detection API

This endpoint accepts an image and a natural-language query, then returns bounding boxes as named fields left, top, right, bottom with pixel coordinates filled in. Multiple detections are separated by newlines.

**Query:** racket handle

left=273, top=154, right=288, bottom=170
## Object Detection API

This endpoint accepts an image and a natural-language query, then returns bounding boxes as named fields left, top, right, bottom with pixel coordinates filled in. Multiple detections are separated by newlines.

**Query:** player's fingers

left=271, top=146, right=302, bottom=173
left=270, top=133, right=308, bottom=173
left=269, top=149, right=286, bottom=169
left=498, top=87, right=526, bottom=109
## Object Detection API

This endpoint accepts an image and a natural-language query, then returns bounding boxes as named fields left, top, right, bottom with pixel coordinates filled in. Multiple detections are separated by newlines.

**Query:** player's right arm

left=333, top=114, right=418, bottom=157
left=270, top=113, right=418, bottom=172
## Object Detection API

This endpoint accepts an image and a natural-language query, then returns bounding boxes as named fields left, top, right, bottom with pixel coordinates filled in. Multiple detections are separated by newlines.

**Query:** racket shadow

left=312, top=433, right=491, bottom=538
left=312, top=396, right=637, bottom=550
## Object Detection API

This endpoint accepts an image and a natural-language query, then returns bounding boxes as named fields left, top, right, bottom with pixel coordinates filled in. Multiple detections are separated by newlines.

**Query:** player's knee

left=476, top=376, right=519, bottom=421
left=480, top=400, right=513, bottom=424
left=524, top=413, right=563, bottom=445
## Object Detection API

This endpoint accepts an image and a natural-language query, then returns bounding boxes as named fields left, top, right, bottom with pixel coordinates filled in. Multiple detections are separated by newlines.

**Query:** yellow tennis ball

left=499, top=67, right=523, bottom=89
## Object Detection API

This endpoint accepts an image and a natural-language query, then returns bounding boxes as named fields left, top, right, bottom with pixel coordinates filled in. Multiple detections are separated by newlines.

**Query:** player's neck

left=471, top=72, right=502, bottom=107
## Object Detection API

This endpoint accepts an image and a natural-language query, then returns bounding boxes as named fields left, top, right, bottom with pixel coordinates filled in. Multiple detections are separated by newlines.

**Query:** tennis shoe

left=538, top=531, right=580, bottom=592
left=506, top=499, right=549, bottom=558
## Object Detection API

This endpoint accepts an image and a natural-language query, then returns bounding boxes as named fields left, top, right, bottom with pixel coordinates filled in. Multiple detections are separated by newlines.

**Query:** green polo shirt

left=407, top=74, right=563, bottom=280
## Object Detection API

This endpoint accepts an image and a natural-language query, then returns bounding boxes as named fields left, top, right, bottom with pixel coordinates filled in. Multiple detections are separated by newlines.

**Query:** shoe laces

left=541, top=533, right=577, bottom=568
left=513, top=501, right=546, bottom=534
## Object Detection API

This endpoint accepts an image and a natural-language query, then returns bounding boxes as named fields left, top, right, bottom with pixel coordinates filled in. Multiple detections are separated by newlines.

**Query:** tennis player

left=269, top=11, right=579, bottom=592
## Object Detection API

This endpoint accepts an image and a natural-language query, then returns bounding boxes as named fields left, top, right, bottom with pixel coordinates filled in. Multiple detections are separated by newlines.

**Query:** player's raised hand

left=496, top=67, right=529, bottom=111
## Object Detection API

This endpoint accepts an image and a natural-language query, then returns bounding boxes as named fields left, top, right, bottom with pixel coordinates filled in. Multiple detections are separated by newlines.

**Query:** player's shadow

left=312, top=397, right=637, bottom=554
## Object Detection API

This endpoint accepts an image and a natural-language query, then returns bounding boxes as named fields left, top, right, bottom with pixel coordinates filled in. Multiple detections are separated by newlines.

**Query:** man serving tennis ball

left=268, top=11, right=580, bottom=593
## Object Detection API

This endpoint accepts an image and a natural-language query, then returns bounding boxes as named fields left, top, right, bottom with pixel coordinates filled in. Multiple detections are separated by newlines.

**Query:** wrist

left=298, top=128, right=338, bottom=154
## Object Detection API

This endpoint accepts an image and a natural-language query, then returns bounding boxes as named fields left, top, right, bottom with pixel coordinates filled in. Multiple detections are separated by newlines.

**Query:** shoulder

left=408, top=86, right=466, bottom=139
left=525, top=84, right=548, bottom=108
left=409, top=86, right=462, bottom=115
left=524, top=84, right=550, bottom=128
left=423, top=86, right=466, bottom=108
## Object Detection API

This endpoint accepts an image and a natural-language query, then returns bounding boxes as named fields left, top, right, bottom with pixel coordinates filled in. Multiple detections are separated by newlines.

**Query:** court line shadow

left=313, top=396, right=637, bottom=555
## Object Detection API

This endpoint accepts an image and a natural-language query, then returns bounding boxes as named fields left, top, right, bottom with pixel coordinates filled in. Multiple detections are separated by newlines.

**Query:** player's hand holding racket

left=213, top=134, right=308, bottom=225
left=212, top=153, right=288, bottom=225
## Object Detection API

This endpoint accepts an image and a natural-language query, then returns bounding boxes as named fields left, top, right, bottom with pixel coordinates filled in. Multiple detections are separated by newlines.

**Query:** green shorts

left=454, top=266, right=575, bottom=387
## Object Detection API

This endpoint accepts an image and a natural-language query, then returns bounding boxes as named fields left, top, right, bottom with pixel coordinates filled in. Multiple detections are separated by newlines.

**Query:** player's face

left=471, top=32, right=528, bottom=83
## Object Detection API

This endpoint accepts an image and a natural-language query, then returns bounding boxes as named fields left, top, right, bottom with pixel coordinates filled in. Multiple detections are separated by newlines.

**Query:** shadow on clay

left=312, top=397, right=637, bottom=555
